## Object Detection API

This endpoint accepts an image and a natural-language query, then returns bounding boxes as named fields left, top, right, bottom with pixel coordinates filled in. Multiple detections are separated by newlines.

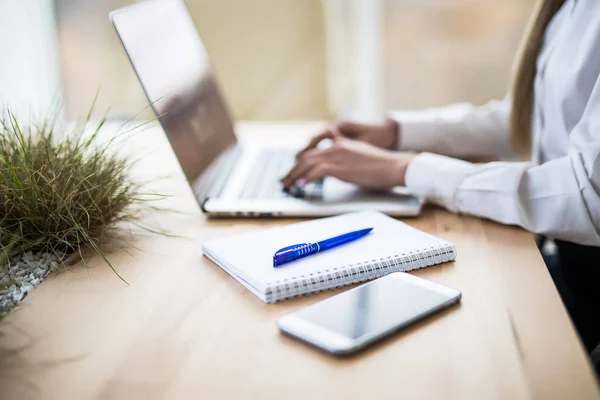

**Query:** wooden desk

left=1, top=122, right=598, bottom=400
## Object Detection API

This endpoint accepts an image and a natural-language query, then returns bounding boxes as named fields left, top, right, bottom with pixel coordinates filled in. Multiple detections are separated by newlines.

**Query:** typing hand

left=296, top=119, right=399, bottom=159
left=281, top=135, right=416, bottom=190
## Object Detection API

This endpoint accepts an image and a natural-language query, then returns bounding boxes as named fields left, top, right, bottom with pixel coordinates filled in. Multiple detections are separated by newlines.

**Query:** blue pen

left=273, top=228, right=373, bottom=268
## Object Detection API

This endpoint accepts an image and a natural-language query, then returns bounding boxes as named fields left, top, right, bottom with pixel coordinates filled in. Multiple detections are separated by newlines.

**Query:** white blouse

left=391, top=0, right=600, bottom=246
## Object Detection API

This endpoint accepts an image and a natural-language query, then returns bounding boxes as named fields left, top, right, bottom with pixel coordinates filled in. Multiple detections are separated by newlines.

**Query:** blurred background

left=0, top=0, right=534, bottom=121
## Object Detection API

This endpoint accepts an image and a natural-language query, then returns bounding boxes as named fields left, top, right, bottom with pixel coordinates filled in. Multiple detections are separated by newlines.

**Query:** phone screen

left=290, top=275, right=456, bottom=340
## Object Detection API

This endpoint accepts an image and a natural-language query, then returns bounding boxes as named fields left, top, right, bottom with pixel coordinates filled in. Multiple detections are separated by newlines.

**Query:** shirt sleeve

left=405, top=91, right=600, bottom=246
left=389, top=98, right=511, bottom=158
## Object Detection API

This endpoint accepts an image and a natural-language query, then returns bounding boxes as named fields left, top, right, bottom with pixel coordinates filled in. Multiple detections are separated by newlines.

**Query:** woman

left=282, top=0, right=600, bottom=359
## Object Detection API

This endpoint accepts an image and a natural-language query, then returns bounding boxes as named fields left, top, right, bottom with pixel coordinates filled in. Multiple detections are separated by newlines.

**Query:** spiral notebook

left=202, top=211, right=456, bottom=303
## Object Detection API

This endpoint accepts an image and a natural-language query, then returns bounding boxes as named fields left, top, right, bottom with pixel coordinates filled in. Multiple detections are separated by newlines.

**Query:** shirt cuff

left=405, top=153, right=475, bottom=212
left=390, top=110, right=438, bottom=151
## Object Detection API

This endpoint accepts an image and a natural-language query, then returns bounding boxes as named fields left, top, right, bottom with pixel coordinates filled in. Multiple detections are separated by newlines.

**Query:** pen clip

left=275, top=244, right=305, bottom=254
left=273, top=243, right=317, bottom=267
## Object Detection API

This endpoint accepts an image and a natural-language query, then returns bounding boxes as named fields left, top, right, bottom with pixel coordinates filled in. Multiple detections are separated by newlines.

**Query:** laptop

left=110, top=0, right=421, bottom=217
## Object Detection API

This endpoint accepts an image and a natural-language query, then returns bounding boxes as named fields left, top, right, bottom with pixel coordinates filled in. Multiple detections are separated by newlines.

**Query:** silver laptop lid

left=110, top=0, right=236, bottom=196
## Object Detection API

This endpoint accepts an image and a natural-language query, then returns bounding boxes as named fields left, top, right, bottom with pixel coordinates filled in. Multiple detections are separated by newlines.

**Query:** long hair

left=510, top=0, right=565, bottom=158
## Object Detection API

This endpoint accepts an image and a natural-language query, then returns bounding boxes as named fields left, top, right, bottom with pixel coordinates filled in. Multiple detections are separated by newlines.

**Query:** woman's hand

left=281, top=135, right=416, bottom=190
left=296, top=119, right=399, bottom=158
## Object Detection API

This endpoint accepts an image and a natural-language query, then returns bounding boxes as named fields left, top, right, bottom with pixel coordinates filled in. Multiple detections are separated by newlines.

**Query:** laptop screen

left=111, top=0, right=236, bottom=188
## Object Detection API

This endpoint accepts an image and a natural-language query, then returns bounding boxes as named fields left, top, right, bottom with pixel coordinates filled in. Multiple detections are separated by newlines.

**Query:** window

left=53, top=0, right=534, bottom=120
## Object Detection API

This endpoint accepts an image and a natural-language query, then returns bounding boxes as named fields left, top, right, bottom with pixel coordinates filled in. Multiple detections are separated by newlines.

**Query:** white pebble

left=0, top=251, right=62, bottom=316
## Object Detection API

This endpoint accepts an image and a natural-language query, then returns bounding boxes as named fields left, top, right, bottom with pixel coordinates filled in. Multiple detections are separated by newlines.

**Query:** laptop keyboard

left=239, top=149, right=323, bottom=199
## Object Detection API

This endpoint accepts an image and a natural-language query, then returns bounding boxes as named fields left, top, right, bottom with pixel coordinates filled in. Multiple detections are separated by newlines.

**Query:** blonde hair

left=510, top=0, right=565, bottom=158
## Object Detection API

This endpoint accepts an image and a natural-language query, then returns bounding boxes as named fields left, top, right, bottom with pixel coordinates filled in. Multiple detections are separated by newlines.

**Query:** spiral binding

left=264, top=243, right=456, bottom=303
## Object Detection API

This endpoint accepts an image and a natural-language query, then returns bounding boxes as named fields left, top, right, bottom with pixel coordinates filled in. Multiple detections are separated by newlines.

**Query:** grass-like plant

left=0, top=100, right=164, bottom=284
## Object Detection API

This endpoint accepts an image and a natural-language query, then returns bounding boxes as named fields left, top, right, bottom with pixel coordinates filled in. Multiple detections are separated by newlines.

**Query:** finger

left=335, top=121, right=370, bottom=138
left=296, top=130, right=334, bottom=158
left=303, top=163, right=333, bottom=184
left=281, top=149, right=327, bottom=187
left=329, top=126, right=345, bottom=144
left=281, top=161, right=314, bottom=188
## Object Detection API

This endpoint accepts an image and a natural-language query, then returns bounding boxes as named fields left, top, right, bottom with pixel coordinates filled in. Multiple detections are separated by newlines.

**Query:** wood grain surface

left=1, top=122, right=598, bottom=400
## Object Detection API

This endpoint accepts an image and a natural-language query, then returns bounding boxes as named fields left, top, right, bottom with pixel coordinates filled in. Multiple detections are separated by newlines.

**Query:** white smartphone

left=278, top=272, right=461, bottom=355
